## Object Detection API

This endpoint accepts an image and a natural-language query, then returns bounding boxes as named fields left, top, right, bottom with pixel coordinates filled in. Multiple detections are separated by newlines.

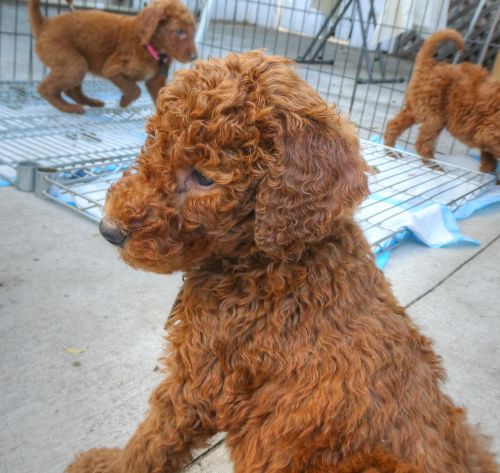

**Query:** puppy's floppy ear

left=137, top=4, right=167, bottom=44
left=254, top=111, right=368, bottom=260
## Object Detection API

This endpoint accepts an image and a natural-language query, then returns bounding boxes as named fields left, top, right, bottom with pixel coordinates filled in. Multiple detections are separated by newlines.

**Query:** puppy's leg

left=415, top=118, right=446, bottom=170
left=65, top=376, right=216, bottom=473
left=38, top=54, right=88, bottom=114
left=106, top=75, right=141, bottom=108
left=230, top=440, right=420, bottom=473
left=333, top=451, right=420, bottom=473
left=65, top=84, right=105, bottom=108
left=479, top=150, right=497, bottom=174
left=384, top=107, right=415, bottom=148
left=145, top=73, right=166, bottom=106
left=65, top=448, right=121, bottom=473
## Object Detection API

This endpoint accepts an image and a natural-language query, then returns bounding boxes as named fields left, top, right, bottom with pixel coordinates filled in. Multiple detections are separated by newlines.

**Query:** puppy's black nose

left=190, top=53, right=198, bottom=61
left=99, top=219, right=127, bottom=247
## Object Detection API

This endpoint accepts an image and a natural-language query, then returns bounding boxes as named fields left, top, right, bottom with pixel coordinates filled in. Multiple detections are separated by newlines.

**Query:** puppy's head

left=138, top=0, right=197, bottom=63
left=101, top=51, right=368, bottom=273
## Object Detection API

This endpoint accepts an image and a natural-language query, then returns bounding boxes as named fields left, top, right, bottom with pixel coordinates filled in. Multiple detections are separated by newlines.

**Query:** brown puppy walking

left=28, top=0, right=197, bottom=113
left=385, top=29, right=500, bottom=174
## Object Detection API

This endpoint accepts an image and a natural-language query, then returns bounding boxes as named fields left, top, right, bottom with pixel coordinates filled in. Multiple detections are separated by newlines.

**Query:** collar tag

left=158, top=54, right=170, bottom=77
left=144, top=44, right=170, bottom=77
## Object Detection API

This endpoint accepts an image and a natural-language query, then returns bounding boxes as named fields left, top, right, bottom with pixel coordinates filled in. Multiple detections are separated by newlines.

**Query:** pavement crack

left=190, top=437, right=226, bottom=465
left=405, top=232, right=500, bottom=310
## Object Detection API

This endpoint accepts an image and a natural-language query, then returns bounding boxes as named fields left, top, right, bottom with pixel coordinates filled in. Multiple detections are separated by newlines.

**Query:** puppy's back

left=36, top=11, right=133, bottom=71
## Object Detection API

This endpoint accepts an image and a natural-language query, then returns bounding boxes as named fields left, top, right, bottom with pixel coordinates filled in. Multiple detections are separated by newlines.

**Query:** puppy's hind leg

left=479, top=150, right=498, bottom=174
left=415, top=118, right=446, bottom=171
left=145, top=73, right=166, bottom=106
left=106, top=75, right=141, bottom=108
left=333, top=451, right=420, bottom=473
left=384, top=107, right=415, bottom=149
left=65, top=84, right=105, bottom=108
left=38, top=53, right=88, bottom=114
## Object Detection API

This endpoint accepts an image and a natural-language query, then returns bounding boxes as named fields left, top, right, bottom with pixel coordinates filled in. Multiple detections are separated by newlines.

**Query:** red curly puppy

left=29, top=0, right=197, bottom=113
left=384, top=29, right=500, bottom=174
left=66, top=52, right=498, bottom=473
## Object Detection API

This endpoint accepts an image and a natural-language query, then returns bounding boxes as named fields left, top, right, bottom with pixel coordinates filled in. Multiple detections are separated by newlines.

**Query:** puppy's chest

left=136, top=65, right=158, bottom=81
left=176, top=307, right=275, bottom=375
left=124, top=58, right=158, bottom=81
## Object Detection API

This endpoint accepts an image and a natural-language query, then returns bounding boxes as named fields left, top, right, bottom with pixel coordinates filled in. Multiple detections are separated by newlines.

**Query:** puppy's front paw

left=61, top=104, right=85, bottom=114
left=119, top=93, right=139, bottom=108
left=120, top=95, right=131, bottom=108
left=65, top=447, right=121, bottom=473
left=87, top=99, right=105, bottom=108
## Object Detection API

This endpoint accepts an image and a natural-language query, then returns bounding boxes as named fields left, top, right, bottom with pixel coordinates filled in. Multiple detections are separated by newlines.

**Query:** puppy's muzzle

left=99, top=218, right=128, bottom=247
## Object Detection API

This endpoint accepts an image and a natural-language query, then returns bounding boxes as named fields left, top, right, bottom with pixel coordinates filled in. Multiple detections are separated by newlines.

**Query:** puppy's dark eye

left=175, top=29, right=186, bottom=38
left=193, top=169, right=213, bottom=186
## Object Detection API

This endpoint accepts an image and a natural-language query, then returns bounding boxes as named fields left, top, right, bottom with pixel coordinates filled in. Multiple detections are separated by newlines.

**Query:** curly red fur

left=29, top=0, right=197, bottom=113
left=384, top=28, right=500, bottom=174
left=66, top=51, right=498, bottom=473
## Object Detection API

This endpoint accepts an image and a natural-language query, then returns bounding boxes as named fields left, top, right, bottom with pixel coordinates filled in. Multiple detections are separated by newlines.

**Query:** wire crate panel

left=1, top=0, right=499, bottom=159
left=0, top=102, right=152, bottom=136
left=358, top=141, right=496, bottom=254
left=44, top=156, right=135, bottom=221
left=0, top=122, right=144, bottom=167
left=41, top=140, right=496, bottom=255
left=0, top=80, right=152, bottom=180
left=0, top=80, right=152, bottom=115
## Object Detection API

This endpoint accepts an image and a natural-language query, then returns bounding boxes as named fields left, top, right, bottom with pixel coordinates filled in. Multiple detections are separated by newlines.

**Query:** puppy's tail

left=415, top=28, right=464, bottom=67
left=28, top=0, right=46, bottom=38
left=29, top=0, right=75, bottom=38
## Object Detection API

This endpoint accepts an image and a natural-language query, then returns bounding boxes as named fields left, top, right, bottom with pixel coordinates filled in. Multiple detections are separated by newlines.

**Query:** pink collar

left=144, top=43, right=170, bottom=77
left=144, top=43, right=169, bottom=63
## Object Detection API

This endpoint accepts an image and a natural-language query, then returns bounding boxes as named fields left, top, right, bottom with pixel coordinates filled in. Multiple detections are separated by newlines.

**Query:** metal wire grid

left=0, top=105, right=152, bottom=136
left=1, top=0, right=498, bottom=156
left=43, top=155, right=135, bottom=222
left=0, top=122, right=144, bottom=165
left=0, top=79, right=121, bottom=102
left=191, top=0, right=499, bottom=156
left=40, top=140, right=496, bottom=254
left=0, top=80, right=153, bottom=181
left=358, top=141, right=495, bottom=253
left=0, top=80, right=153, bottom=135
left=0, top=104, right=152, bottom=137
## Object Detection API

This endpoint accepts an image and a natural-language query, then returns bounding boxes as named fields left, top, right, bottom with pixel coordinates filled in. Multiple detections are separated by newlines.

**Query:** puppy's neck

left=178, top=222, right=399, bottom=339
left=187, top=219, right=378, bottom=297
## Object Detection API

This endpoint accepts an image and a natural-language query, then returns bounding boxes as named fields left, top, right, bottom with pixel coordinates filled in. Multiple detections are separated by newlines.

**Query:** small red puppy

left=65, top=51, right=498, bottom=473
left=385, top=29, right=500, bottom=174
left=28, top=0, right=197, bottom=113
